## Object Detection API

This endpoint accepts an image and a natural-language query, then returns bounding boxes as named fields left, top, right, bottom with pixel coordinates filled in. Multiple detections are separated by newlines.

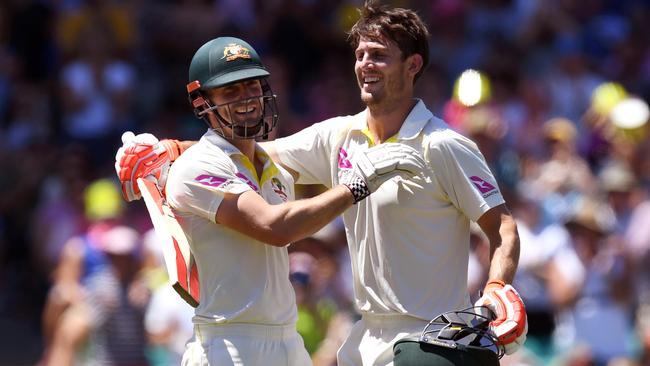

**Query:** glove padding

left=115, top=132, right=182, bottom=202
left=339, top=143, right=426, bottom=203
left=474, top=281, right=527, bottom=355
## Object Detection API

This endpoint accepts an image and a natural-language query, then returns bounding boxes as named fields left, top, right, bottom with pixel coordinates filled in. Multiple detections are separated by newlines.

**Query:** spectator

left=141, top=229, right=194, bottom=366
left=46, top=225, right=149, bottom=366
left=39, top=178, right=124, bottom=356
left=58, top=19, right=136, bottom=162
left=548, top=196, right=636, bottom=364
left=530, top=117, right=598, bottom=222
left=511, top=196, right=569, bottom=363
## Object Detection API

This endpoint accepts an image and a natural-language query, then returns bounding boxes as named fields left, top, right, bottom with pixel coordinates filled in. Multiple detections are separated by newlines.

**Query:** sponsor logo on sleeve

left=194, top=173, right=258, bottom=192
left=338, top=147, right=352, bottom=169
left=469, top=175, right=498, bottom=198
left=195, top=175, right=229, bottom=188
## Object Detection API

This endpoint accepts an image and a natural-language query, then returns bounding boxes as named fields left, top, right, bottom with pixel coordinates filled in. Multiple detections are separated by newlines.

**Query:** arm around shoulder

left=215, top=185, right=354, bottom=246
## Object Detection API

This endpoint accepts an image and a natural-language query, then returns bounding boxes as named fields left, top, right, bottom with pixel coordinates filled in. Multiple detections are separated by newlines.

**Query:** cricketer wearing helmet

left=186, top=38, right=278, bottom=140
left=117, top=36, right=427, bottom=366
left=115, top=4, right=527, bottom=366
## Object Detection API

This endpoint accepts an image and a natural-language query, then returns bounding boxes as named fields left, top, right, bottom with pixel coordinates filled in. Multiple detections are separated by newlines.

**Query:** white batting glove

left=339, top=143, right=426, bottom=203
left=115, top=131, right=182, bottom=202
left=475, top=280, right=528, bottom=355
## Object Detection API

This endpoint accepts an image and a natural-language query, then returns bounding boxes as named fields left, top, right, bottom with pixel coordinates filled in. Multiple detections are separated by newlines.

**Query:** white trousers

left=181, top=323, right=312, bottom=366
left=337, top=315, right=429, bottom=366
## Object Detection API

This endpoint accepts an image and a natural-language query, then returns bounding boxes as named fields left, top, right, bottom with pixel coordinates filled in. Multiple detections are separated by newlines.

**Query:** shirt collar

left=397, top=99, right=433, bottom=140
left=203, top=129, right=242, bottom=156
left=350, top=99, right=433, bottom=141
left=203, top=129, right=277, bottom=184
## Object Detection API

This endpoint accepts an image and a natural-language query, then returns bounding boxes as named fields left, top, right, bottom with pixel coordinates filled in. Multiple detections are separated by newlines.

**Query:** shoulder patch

left=469, top=175, right=498, bottom=197
left=195, top=175, right=229, bottom=188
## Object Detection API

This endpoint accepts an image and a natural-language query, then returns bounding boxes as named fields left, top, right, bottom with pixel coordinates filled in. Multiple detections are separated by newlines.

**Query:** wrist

left=161, top=139, right=184, bottom=162
left=484, top=279, right=506, bottom=293
left=341, top=175, right=370, bottom=204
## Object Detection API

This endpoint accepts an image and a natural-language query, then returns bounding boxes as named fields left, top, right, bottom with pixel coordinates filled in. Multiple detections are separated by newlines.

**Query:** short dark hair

left=348, top=0, right=430, bottom=83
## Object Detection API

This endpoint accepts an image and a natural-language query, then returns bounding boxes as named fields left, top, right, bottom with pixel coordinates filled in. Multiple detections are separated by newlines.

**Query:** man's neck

left=231, top=139, right=257, bottom=163
left=231, top=138, right=265, bottom=178
left=366, top=98, right=417, bottom=143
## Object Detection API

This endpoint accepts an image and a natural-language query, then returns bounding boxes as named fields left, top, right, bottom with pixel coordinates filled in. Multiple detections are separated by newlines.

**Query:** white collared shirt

left=166, top=129, right=297, bottom=326
left=275, top=99, right=505, bottom=320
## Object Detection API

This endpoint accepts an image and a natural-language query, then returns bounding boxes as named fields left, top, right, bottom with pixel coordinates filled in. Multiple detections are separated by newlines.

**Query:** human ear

left=407, top=54, right=423, bottom=77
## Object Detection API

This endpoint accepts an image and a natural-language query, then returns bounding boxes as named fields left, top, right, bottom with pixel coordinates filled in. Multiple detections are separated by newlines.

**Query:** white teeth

left=236, top=107, right=255, bottom=114
left=364, top=76, right=379, bottom=83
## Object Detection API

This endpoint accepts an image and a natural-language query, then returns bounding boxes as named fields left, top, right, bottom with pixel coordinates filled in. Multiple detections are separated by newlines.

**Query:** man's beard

left=219, top=99, right=265, bottom=138
left=359, top=72, right=405, bottom=112
left=231, top=120, right=263, bottom=138
left=360, top=86, right=384, bottom=105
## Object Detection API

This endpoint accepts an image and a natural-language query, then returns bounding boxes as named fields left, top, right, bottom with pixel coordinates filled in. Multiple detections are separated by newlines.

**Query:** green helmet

left=187, top=37, right=278, bottom=140
left=392, top=307, right=502, bottom=366
left=188, top=36, right=269, bottom=90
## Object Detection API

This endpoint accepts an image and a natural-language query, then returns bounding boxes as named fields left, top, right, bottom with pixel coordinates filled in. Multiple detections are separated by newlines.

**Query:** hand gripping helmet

left=393, top=307, right=503, bottom=366
left=186, top=37, right=279, bottom=140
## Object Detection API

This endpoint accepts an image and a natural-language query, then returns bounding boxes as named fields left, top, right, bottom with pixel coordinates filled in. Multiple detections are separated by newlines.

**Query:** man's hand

left=339, top=143, right=426, bottom=203
left=115, top=132, right=183, bottom=201
left=475, top=280, right=527, bottom=355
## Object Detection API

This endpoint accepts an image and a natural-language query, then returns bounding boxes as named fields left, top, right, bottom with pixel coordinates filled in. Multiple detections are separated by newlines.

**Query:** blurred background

left=1, top=0, right=649, bottom=365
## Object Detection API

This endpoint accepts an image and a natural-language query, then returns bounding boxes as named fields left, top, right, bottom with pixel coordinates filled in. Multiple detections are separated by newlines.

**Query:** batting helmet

left=393, top=307, right=503, bottom=366
left=186, top=36, right=279, bottom=140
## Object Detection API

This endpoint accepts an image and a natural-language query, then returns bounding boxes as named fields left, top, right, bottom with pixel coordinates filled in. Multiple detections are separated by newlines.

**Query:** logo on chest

left=271, top=177, right=288, bottom=201
left=338, top=147, right=352, bottom=169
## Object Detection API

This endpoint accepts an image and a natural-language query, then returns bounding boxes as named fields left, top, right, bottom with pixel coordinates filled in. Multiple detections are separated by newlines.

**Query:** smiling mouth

left=234, top=106, right=257, bottom=114
left=360, top=75, right=382, bottom=88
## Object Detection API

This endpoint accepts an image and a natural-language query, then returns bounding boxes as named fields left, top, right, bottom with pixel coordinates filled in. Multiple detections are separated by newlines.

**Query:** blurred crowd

left=1, top=0, right=649, bottom=365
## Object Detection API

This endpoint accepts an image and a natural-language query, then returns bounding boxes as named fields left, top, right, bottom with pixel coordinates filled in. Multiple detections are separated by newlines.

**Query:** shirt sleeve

left=426, top=134, right=505, bottom=222
left=166, top=155, right=252, bottom=224
left=273, top=120, right=339, bottom=186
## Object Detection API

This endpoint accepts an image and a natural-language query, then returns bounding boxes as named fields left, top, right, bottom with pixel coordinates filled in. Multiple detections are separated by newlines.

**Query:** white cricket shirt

left=275, top=99, right=505, bottom=321
left=166, top=129, right=298, bottom=326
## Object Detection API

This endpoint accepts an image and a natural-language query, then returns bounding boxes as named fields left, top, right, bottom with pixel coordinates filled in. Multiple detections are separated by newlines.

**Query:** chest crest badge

left=271, top=177, right=288, bottom=201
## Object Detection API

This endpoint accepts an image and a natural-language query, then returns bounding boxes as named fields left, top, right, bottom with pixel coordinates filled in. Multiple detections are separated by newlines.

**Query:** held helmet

left=187, top=37, right=279, bottom=140
left=393, top=307, right=503, bottom=366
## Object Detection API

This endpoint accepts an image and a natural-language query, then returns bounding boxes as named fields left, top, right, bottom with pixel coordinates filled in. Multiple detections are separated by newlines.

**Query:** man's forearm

left=477, top=204, right=520, bottom=284
left=487, top=212, right=520, bottom=284
left=177, top=140, right=197, bottom=152
left=260, top=185, right=354, bottom=245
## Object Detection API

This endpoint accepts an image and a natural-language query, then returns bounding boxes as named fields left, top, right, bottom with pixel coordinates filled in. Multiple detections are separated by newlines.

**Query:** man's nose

left=243, top=86, right=258, bottom=98
left=359, top=55, right=375, bottom=70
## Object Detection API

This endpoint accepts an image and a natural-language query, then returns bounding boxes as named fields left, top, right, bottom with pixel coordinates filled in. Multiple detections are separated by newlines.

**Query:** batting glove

left=339, top=143, right=426, bottom=203
left=475, top=280, right=528, bottom=355
left=115, top=131, right=184, bottom=201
